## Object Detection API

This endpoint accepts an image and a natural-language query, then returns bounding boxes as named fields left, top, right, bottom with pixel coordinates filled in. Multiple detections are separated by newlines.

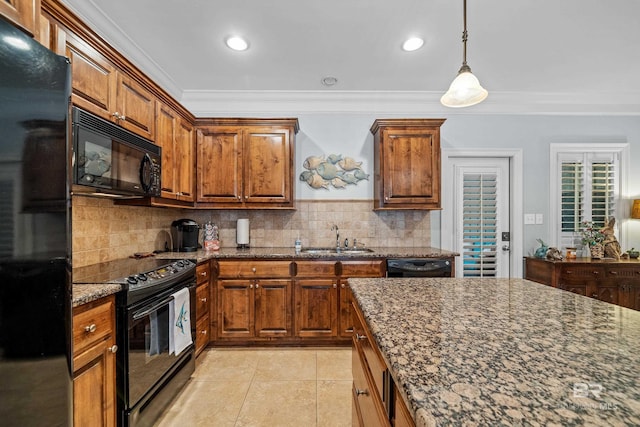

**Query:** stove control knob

left=127, top=276, right=138, bottom=285
left=137, top=274, right=147, bottom=281
left=176, top=261, right=184, bottom=268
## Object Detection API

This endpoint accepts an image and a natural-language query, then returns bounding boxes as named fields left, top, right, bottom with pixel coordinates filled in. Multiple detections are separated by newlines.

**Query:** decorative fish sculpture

left=327, top=154, right=343, bottom=164
left=308, top=173, right=329, bottom=189
left=354, top=169, right=369, bottom=180
left=316, top=162, right=343, bottom=180
left=299, top=170, right=314, bottom=182
left=303, top=155, right=324, bottom=170
left=340, top=173, right=359, bottom=184
left=331, top=177, right=348, bottom=189
left=337, top=157, right=363, bottom=171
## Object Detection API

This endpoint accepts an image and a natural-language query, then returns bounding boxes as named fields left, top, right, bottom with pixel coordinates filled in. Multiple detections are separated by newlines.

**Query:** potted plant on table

left=579, top=220, right=605, bottom=258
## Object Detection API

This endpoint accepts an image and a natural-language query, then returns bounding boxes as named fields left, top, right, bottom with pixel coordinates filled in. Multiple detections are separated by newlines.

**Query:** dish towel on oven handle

left=169, top=287, right=192, bottom=356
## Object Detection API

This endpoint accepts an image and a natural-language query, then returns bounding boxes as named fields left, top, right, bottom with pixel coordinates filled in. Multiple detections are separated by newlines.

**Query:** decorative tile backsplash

left=72, top=196, right=432, bottom=267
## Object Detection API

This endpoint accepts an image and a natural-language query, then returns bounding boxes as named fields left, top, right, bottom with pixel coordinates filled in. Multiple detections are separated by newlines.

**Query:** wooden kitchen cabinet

left=370, top=119, right=446, bottom=210
left=72, top=295, right=116, bottom=427
left=216, top=260, right=293, bottom=341
left=195, top=261, right=211, bottom=356
left=524, top=257, right=640, bottom=310
left=196, top=119, right=299, bottom=209
left=0, top=0, right=39, bottom=37
left=157, top=102, right=195, bottom=202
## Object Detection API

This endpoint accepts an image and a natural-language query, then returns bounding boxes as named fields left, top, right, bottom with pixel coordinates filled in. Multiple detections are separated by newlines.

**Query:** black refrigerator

left=0, top=17, right=73, bottom=427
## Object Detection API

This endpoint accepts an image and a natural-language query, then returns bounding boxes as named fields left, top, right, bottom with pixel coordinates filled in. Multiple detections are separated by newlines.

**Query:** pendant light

left=440, top=0, right=488, bottom=108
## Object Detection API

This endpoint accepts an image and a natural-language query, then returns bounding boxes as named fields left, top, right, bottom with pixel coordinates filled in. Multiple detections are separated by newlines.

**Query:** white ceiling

left=59, top=0, right=640, bottom=115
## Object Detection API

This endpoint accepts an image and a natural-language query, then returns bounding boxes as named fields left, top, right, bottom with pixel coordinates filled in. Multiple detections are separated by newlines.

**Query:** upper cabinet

left=157, top=102, right=194, bottom=202
left=196, top=119, right=299, bottom=209
left=370, top=119, right=446, bottom=210
left=0, top=0, right=39, bottom=37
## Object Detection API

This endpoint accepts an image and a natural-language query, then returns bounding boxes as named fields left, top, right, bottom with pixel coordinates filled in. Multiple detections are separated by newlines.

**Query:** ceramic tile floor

left=155, top=347, right=352, bottom=427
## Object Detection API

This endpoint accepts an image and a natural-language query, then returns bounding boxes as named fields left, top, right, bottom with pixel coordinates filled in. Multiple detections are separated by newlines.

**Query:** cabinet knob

left=355, top=389, right=369, bottom=396
left=341, top=283, right=346, bottom=289
left=592, top=293, right=598, bottom=298
left=199, top=271, right=207, bottom=277
left=108, top=345, right=118, bottom=353
left=200, top=330, right=207, bottom=335
left=255, top=283, right=260, bottom=288
left=356, top=333, right=366, bottom=341
left=85, top=324, right=97, bottom=333
left=592, top=271, right=599, bottom=275
left=250, top=284, right=254, bottom=289
left=252, top=267, right=257, bottom=273
left=609, top=270, right=618, bottom=275
left=200, top=297, right=207, bottom=303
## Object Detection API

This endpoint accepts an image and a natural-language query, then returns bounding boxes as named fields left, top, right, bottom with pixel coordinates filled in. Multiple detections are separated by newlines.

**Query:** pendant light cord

left=462, top=0, right=468, bottom=68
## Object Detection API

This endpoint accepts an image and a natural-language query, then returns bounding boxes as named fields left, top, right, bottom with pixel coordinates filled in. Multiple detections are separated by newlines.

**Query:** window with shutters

left=461, top=172, right=498, bottom=277
left=550, top=143, right=628, bottom=249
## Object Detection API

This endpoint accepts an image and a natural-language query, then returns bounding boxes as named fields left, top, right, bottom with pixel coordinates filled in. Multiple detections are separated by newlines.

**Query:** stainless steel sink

left=299, top=247, right=374, bottom=254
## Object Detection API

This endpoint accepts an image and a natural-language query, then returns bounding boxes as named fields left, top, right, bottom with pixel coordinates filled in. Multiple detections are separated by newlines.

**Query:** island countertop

left=349, top=277, right=640, bottom=427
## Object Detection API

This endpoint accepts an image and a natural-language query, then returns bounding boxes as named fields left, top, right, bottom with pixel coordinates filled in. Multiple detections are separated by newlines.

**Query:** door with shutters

left=451, top=158, right=510, bottom=277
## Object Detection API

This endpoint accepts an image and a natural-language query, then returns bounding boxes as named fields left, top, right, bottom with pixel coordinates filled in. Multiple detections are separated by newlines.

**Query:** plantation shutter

left=461, top=172, right=498, bottom=277
left=558, top=152, right=618, bottom=248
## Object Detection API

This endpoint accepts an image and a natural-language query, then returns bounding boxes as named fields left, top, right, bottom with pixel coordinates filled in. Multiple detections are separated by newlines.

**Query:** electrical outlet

left=535, top=214, right=544, bottom=224
left=524, top=214, right=535, bottom=225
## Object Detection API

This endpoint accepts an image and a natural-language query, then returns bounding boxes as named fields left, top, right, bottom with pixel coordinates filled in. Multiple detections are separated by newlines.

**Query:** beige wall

left=72, top=195, right=431, bottom=267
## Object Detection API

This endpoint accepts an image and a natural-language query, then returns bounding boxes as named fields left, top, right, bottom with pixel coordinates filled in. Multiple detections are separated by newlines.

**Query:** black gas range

left=75, top=257, right=197, bottom=427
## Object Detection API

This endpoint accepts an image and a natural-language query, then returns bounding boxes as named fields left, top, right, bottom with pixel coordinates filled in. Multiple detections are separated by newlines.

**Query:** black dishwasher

left=386, top=258, right=452, bottom=277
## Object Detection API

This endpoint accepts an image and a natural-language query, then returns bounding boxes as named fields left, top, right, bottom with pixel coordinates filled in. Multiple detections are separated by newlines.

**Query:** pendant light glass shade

left=441, top=0, right=488, bottom=108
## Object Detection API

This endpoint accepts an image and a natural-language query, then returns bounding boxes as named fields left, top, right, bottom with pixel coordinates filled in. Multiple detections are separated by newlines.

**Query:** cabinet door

left=156, top=103, right=178, bottom=199
left=254, top=279, right=292, bottom=338
left=594, top=283, right=618, bottom=304
left=243, top=128, right=292, bottom=204
left=380, top=128, right=440, bottom=207
left=217, top=279, right=254, bottom=338
left=63, top=31, right=117, bottom=121
left=115, top=74, right=156, bottom=140
left=73, top=338, right=116, bottom=427
left=0, top=0, right=38, bottom=37
left=197, top=128, right=243, bottom=203
left=295, top=279, right=337, bottom=338
left=339, top=281, right=353, bottom=338
left=176, top=119, right=195, bottom=201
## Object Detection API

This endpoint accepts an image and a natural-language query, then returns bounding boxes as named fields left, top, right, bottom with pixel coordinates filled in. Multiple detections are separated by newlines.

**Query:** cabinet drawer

left=605, top=266, right=640, bottom=279
left=196, top=262, right=210, bottom=285
left=353, top=302, right=386, bottom=400
left=195, top=315, right=209, bottom=356
left=217, top=260, right=292, bottom=278
left=295, top=261, right=337, bottom=277
left=73, top=296, right=114, bottom=358
left=195, top=283, right=209, bottom=319
left=341, top=260, right=385, bottom=277
left=352, top=343, right=389, bottom=427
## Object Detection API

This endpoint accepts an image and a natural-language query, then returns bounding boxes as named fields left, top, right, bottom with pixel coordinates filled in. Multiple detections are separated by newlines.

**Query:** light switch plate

left=524, top=214, right=535, bottom=225
left=535, top=214, right=544, bottom=224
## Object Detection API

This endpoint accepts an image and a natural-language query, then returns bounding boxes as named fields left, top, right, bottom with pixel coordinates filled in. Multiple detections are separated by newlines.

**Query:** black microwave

left=72, top=107, right=161, bottom=198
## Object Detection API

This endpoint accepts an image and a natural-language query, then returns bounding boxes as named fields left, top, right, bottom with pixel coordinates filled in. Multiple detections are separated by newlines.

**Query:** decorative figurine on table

left=534, top=239, right=549, bottom=258
left=546, top=247, right=563, bottom=260
left=600, top=218, right=621, bottom=260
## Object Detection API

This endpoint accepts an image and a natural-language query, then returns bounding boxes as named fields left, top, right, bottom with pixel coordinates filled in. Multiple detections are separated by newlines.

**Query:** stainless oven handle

left=132, top=295, right=174, bottom=320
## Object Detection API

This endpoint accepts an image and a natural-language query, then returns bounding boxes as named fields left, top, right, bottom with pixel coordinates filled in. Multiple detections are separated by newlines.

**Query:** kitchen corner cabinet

left=196, top=119, right=299, bottom=209
left=55, top=28, right=156, bottom=140
left=215, top=260, right=293, bottom=341
left=157, top=102, right=195, bottom=202
left=195, top=261, right=211, bottom=356
left=524, top=257, right=640, bottom=310
left=72, top=295, right=116, bottom=427
left=0, top=0, right=39, bottom=37
left=370, top=119, right=446, bottom=210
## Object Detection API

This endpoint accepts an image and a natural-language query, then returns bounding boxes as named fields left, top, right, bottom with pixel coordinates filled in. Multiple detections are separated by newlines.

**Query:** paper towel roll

left=236, top=218, right=250, bottom=247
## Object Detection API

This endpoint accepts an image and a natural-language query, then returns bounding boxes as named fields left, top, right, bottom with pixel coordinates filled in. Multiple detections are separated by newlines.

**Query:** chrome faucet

left=331, top=225, right=340, bottom=249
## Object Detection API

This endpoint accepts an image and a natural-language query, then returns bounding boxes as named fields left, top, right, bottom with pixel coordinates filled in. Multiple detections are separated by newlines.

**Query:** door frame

left=440, top=149, right=524, bottom=278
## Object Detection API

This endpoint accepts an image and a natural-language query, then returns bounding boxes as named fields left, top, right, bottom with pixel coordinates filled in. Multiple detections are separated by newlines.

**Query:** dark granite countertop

left=73, top=247, right=458, bottom=307
left=349, top=277, right=640, bottom=427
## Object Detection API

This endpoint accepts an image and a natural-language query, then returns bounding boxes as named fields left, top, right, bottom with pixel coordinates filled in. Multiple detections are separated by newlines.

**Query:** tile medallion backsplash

left=72, top=196, right=432, bottom=267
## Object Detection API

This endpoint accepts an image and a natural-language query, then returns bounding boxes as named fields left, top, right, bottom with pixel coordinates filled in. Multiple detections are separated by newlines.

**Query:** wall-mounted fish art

left=300, top=154, right=369, bottom=190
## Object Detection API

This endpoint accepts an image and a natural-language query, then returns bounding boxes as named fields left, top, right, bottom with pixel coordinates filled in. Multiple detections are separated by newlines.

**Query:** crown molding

left=181, top=90, right=640, bottom=117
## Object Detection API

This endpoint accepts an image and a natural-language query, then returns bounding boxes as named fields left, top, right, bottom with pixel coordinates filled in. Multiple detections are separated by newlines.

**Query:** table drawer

left=217, top=260, right=292, bottom=278
left=73, top=296, right=114, bottom=357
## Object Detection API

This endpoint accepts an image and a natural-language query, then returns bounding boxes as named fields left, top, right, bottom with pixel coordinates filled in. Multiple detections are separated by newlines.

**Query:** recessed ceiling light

left=402, top=37, right=424, bottom=52
left=225, top=36, right=249, bottom=51
left=321, top=76, right=338, bottom=86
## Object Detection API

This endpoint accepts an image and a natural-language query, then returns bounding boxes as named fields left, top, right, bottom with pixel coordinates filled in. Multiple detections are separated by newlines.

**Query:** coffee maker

left=170, top=219, right=199, bottom=252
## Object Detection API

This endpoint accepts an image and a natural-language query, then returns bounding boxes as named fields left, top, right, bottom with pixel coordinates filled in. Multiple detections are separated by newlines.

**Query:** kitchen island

left=349, top=277, right=640, bottom=426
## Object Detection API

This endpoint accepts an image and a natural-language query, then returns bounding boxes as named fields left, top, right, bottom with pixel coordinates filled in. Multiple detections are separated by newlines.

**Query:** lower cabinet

left=72, top=295, right=116, bottom=427
left=294, top=278, right=338, bottom=338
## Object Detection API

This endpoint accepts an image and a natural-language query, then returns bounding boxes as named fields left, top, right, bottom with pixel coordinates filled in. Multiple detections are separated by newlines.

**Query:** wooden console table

left=524, top=257, right=640, bottom=311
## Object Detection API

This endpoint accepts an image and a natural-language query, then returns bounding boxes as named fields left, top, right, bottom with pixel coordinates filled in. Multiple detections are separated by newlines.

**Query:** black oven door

left=124, top=283, right=194, bottom=408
